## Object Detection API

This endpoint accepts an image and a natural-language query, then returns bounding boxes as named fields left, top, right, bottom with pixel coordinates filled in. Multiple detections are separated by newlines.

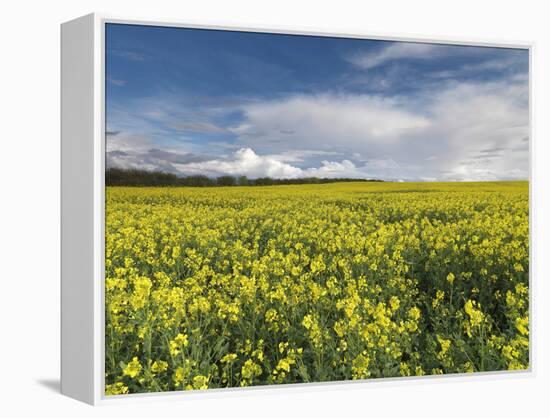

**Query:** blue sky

left=106, top=23, right=529, bottom=181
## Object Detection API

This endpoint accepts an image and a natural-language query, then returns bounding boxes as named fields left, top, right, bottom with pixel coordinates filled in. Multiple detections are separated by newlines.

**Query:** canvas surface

left=104, top=23, right=529, bottom=395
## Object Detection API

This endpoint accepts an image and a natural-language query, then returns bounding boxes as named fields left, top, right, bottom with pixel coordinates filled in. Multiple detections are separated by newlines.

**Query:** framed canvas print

left=61, top=13, right=532, bottom=405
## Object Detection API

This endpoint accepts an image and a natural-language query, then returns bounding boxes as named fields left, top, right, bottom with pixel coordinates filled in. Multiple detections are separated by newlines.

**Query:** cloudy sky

left=106, top=24, right=529, bottom=181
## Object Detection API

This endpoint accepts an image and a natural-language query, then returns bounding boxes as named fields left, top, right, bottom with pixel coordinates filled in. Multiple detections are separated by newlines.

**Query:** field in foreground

left=105, top=181, right=529, bottom=395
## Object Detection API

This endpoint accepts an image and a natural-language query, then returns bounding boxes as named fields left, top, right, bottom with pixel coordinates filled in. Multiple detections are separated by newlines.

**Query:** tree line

left=105, top=168, right=383, bottom=187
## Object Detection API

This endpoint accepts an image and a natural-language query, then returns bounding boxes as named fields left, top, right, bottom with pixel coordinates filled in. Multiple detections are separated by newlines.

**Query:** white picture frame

left=61, top=13, right=534, bottom=405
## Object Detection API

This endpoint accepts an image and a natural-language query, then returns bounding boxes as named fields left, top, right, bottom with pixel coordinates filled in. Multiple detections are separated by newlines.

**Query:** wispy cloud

left=227, top=76, right=528, bottom=181
left=231, top=93, right=431, bottom=150
left=347, top=42, right=441, bottom=70
left=106, top=133, right=213, bottom=174
left=264, top=150, right=342, bottom=163
left=109, top=49, right=146, bottom=61
left=171, top=121, right=229, bottom=135
left=428, top=53, right=528, bottom=80
left=107, top=76, right=127, bottom=86
left=106, top=72, right=528, bottom=181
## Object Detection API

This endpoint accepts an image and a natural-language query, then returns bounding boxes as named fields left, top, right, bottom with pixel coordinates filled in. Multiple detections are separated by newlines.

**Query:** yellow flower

left=276, top=357, right=295, bottom=373
left=105, top=382, right=129, bottom=395
left=436, top=335, right=451, bottom=360
left=515, top=316, right=529, bottom=336
left=351, top=353, right=370, bottom=379
left=173, top=367, right=185, bottom=386
left=463, top=362, right=474, bottom=373
left=389, top=296, right=401, bottom=312
left=151, top=360, right=168, bottom=374
left=191, top=375, right=209, bottom=390
left=464, top=300, right=484, bottom=327
left=446, top=272, right=455, bottom=285
left=265, top=308, right=278, bottom=323
left=240, top=359, right=262, bottom=385
left=514, top=263, right=524, bottom=272
left=123, top=357, right=142, bottom=378
left=399, top=362, right=411, bottom=377
left=169, top=333, right=189, bottom=357
left=333, top=320, right=346, bottom=338
left=302, top=314, right=323, bottom=348
left=432, top=290, right=445, bottom=308
left=130, top=277, right=152, bottom=309
left=221, top=353, right=238, bottom=363
left=408, top=307, right=421, bottom=321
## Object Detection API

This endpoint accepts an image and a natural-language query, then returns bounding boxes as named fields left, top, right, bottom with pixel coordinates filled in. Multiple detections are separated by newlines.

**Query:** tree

left=181, top=175, right=214, bottom=187
left=105, top=168, right=383, bottom=187
left=216, top=175, right=237, bottom=186
left=254, top=177, right=274, bottom=186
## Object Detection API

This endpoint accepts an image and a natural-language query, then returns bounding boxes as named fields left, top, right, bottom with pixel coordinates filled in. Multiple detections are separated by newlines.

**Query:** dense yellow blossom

left=105, top=181, right=529, bottom=394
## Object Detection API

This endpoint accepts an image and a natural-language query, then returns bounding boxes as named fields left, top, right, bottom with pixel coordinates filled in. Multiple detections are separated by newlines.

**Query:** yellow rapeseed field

left=104, top=181, right=529, bottom=395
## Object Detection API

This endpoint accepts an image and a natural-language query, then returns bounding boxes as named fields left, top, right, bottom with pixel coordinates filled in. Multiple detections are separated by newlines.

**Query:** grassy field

left=104, top=181, right=529, bottom=395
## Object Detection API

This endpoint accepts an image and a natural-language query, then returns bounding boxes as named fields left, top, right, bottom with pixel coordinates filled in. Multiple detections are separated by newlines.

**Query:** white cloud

left=347, top=42, right=508, bottom=72
left=106, top=133, right=152, bottom=153
left=225, top=76, right=528, bottom=181
left=170, top=148, right=402, bottom=180
left=106, top=59, right=528, bottom=181
left=173, top=148, right=303, bottom=178
left=106, top=132, right=207, bottom=173
left=230, top=94, right=430, bottom=151
left=348, top=42, right=440, bottom=70
left=304, top=158, right=399, bottom=179
left=264, top=149, right=342, bottom=163
left=422, top=80, right=529, bottom=181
